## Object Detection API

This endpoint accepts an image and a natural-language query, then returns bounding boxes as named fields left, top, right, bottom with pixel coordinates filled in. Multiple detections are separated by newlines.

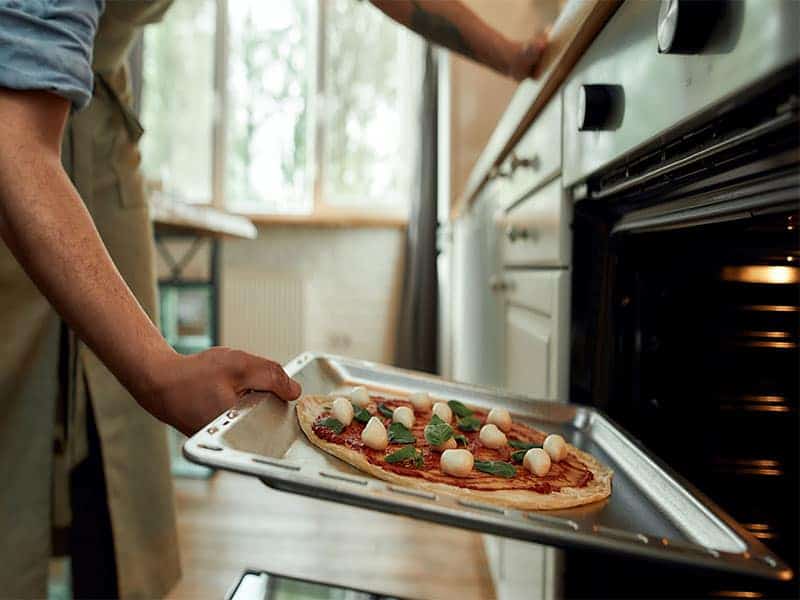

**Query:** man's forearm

left=370, top=0, right=518, bottom=76
left=0, top=90, right=175, bottom=412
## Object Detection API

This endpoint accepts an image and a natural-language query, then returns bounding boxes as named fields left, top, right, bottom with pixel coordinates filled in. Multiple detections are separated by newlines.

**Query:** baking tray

left=184, top=353, right=792, bottom=582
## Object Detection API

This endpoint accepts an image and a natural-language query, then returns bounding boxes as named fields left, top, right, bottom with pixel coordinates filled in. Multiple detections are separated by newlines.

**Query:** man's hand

left=507, top=31, right=549, bottom=81
left=139, top=348, right=301, bottom=436
left=0, top=88, right=301, bottom=437
left=370, top=0, right=550, bottom=81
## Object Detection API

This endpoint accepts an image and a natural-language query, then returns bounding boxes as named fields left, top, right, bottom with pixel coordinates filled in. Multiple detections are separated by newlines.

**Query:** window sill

left=237, top=211, right=408, bottom=229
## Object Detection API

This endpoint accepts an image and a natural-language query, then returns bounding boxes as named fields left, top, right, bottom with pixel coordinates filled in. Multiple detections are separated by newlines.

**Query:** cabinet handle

left=506, top=225, right=535, bottom=242
left=489, top=275, right=515, bottom=293
left=509, top=152, right=540, bottom=173
left=488, top=165, right=512, bottom=180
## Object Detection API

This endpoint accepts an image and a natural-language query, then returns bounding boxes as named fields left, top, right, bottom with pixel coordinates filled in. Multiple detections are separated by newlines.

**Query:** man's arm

left=370, top=0, right=548, bottom=80
left=0, top=89, right=300, bottom=435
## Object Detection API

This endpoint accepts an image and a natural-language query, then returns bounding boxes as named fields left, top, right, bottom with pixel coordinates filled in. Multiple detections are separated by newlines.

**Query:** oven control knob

left=578, top=84, right=617, bottom=131
left=657, top=0, right=724, bottom=54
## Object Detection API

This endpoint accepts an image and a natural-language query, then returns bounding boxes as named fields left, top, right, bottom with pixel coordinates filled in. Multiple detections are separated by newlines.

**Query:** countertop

left=453, top=0, right=621, bottom=219
left=150, top=192, right=258, bottom=239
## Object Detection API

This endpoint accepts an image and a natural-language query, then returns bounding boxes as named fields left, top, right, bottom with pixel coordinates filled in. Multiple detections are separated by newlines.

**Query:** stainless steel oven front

left=562, top=1, right=799, bottom=597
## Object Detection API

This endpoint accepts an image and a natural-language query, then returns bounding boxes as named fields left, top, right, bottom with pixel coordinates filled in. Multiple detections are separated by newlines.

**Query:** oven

left=561, top=0, right=799, bottom=597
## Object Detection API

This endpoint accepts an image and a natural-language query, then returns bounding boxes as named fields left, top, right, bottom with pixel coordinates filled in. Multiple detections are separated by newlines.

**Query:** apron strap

left=94, top=72, right=145, bottom=143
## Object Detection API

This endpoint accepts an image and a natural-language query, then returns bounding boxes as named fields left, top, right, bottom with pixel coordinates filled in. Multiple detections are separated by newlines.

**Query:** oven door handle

left=592, top=110, right=796, bottom=200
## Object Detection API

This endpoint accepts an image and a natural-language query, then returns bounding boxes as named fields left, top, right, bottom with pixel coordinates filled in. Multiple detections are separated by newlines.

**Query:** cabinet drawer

left=504, top=269, right=561, bottom=316
left=500, top=178, right=571, bottom=267
left=498, top=96, right=562, bottom=206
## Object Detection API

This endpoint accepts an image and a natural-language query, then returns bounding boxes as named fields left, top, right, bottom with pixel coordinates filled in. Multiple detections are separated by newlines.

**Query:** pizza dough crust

left=297, top=395, right=612, bottom=511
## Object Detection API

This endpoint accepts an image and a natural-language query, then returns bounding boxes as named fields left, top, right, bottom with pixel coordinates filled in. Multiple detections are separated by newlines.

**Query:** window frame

left=206, top=0, right=414, bottom=222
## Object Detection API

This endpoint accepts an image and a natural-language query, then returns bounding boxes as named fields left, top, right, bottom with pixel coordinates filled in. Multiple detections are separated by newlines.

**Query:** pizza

left=296, top=388, right=612, bottom=510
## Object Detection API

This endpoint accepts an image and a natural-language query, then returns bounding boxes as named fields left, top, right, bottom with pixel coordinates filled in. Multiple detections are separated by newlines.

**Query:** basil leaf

left=318, top=417, right=345, bottom=434
left=388, top=422, right=416, bottom=444
left=351, top=403, right=371, bottom=424
left=447, top=399, right=473, bottom=418
left=424, top=414, right=454, bottom=446
left=385, top=446, right=423, bottom=468
left=454, top=433, right=469, bottom=446
left=377, top=403, right=394, bottom=419
left=509, top=440, right=539, bottom=450
left=511, top=449, right=527, bottom=463
left=474, top=460, right=517, bottom=478
left=457, top=415, right=482, bottom=432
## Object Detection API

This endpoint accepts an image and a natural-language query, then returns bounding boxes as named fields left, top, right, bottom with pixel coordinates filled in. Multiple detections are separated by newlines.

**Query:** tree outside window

left=141, top=0, right=421, bottom=217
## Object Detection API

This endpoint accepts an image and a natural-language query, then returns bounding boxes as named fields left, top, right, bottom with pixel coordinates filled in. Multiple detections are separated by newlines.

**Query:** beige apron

left=0, top=1, right=179, bottom=597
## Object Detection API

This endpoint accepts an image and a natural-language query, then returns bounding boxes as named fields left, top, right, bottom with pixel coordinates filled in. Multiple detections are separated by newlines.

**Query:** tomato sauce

left=312, top=396, right=593, bottom=493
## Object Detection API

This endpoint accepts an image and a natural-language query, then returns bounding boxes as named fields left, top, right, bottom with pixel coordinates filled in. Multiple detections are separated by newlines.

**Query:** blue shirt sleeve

left=0, top=0, right=105, bottom=110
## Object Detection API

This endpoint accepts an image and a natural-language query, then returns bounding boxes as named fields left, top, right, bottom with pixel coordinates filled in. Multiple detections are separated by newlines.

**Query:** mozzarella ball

left=393, top=406, right=415, bottom=429
left=408, top=392, right=432, bottom=412
left=432, top=437, right=458, bottom=452
left=440, top=449, right=474, bottom=477
left=487, top=407, right=512, bottom=433
left=432, top=402, right=452, bottom=424
left=479, top=424, right=507, bottom=449
left=524, top=448, right=552, bottom=476
left=348, top=386, right=371, bottom=407
left=361, top=416, right=388, bottom=450
left=331, top=396, right=354, bottom=427
left=543, top=434, right=568, bottom=462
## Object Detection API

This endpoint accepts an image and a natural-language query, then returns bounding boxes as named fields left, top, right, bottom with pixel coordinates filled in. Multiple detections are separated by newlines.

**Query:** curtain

left=395, top=45, right=438, bottom=373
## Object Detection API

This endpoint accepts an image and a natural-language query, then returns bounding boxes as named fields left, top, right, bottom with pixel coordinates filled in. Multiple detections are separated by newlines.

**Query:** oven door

left=565, top=43, right=799, bottom=600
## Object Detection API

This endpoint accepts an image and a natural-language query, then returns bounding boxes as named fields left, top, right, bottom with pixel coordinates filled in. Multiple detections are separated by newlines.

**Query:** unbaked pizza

left=296, top=387, right=612, bottom=510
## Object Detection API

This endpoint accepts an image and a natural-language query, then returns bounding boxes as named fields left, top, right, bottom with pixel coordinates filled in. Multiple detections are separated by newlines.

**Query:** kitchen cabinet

left=474, top=94, right=569, bottom=600
left=505, top=304, right=550, bottom=398
left=484, top=537, right=561, bottom=600
left=501, top=269, right=571, bottom=402
left=437, top=0, right=800, bottom=594
left=500, top=177, right=571, bottom=268
left=496, top=97, right=562, bottom=209
left=451, top=181, right=504, bottom=388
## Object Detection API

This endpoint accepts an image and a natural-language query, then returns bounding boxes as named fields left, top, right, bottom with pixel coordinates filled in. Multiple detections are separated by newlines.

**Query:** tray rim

left=183, top=351, right=793, bottom=582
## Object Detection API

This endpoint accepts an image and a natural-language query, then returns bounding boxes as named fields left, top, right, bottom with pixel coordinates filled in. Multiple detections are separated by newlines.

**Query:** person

left=0, top=0, right=547, bottom=597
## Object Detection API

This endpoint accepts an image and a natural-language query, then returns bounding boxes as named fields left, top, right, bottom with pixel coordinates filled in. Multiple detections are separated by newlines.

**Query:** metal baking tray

left=184, top=353, right=792, bottom=581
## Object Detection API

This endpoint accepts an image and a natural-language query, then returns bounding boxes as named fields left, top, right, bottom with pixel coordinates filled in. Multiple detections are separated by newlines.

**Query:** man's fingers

left=529, top=33, right=549, bottom=79
left=238, top=355, right=302, bottom=400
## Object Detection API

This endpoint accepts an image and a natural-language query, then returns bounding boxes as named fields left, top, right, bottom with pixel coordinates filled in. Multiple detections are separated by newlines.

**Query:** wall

left=447, top=0, right=560, bottom=212
left=219, top=225, right=405, bottom=365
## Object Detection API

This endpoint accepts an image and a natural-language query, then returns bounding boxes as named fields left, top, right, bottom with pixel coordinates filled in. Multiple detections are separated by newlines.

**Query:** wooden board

left=167, top=471, right=495, bottom=599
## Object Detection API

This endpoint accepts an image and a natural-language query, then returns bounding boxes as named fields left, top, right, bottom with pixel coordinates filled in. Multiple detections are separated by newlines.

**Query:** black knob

left=578, top=84, right=622, bottom=131
left=657, top=0, right=725, bottom=54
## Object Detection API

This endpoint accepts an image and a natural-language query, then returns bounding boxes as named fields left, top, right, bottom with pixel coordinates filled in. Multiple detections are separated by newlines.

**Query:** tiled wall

left=220, top=225, right=405, bottom=366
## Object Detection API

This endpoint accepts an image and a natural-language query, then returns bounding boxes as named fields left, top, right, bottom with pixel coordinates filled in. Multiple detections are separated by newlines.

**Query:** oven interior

left=565, top=71, right=799, bottom=598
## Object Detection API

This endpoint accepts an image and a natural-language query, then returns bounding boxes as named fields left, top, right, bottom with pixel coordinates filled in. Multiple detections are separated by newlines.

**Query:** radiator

left=221, top=269, right=305, bottom=364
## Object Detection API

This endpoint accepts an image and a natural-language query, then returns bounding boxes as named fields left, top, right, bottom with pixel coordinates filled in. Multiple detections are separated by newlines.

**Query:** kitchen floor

left=168, top=471, right=495, bottom=600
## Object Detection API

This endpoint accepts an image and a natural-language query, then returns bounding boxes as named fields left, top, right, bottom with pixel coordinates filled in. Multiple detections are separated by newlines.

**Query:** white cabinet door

left=489, top=269, right=570, bottom=600
left=451, top=185, right=504, bottom=387
left=505, top=305, right=551, bottom=398
left=502, top=270, right=570, bottom=401
left=483, top=536, right=560, bottom=600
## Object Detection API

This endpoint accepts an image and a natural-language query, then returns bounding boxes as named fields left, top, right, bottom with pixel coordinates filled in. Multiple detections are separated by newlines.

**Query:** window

left=141, top=0, right=422, bottom=217
left=140, top=0, right=216, bottom=204
left=321, top=0, right=418, bottom=211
